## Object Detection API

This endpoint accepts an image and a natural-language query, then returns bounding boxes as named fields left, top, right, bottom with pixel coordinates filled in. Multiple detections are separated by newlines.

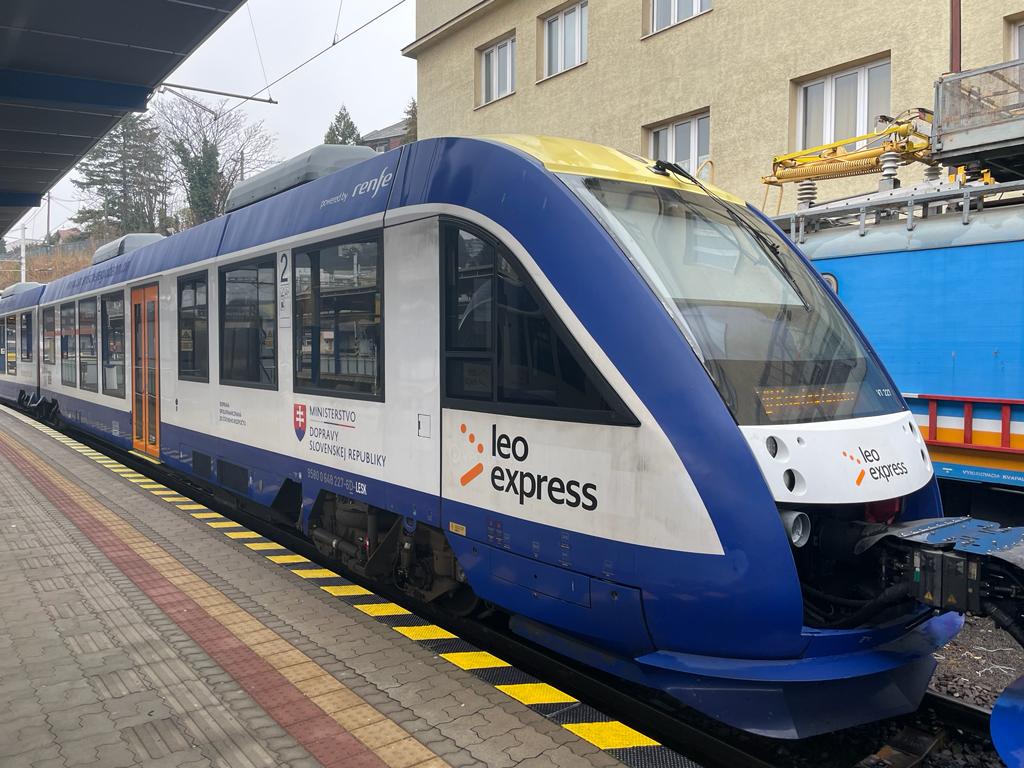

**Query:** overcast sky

left=7, top=0, right=416, bottom=245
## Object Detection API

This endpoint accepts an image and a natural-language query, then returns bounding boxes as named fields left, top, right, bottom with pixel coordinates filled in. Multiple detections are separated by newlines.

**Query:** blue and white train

left=2, top=136, right=1023, bottom=739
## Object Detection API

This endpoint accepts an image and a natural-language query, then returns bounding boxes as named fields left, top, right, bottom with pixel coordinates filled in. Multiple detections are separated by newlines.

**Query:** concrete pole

left=19, top=223, right=26, bottom=284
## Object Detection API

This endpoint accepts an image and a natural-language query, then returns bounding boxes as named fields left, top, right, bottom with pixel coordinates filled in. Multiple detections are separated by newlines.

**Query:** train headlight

left=780, top=509, right=811, bottom=548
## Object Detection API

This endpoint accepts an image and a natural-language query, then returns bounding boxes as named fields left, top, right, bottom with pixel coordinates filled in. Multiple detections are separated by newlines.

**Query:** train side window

left=178, top=272, right=209, bottom=382
left=42, top=307, right=55, bottom=365
left=101, top=292, right=125, bottom=398
left=60, top=302, right=76, bottom=387
left=78, top=297, right=98, bottom=392
left=4, top=316, right=14, bottom=375
left=220, top=256, right=277, bottom=389
left=441, top=221, right=632, bottom=423
left=293, top=236, right=383, bottom=399
left=20, top=312, right=32, bottom=362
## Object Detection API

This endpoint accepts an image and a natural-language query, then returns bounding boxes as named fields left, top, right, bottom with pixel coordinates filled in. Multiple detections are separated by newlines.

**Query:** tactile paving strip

left=3, top=405, right=703, bottom=768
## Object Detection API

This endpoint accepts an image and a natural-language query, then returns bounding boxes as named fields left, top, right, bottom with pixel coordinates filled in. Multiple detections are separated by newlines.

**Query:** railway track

left=54, top=417, right=999, bottom=768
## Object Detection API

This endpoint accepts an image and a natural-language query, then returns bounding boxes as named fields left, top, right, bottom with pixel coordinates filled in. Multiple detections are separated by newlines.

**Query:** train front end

left=559, top=163, right=972, bottom=737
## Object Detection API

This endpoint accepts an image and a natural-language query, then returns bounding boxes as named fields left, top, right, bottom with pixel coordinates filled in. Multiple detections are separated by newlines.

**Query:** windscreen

left=567, top=175, right=902, bottom=425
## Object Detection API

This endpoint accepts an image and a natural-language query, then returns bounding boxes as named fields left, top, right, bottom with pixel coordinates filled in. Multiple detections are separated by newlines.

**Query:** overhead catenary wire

left=221, top=0, right=409, bottom=119
left=247, top=3, right=272, bottom=99
left=333, top=0, right=344, bottom=44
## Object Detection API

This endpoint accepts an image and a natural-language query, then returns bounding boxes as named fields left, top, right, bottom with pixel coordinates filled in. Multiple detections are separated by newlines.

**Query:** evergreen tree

left=174, top=137, right=221, bottom=225
left=403, top=99, right=418, bottom=145
left=0, top=238, right=7, bottom=258
left=324, top=106, right=361, bottom=145
left=72, top=113, right=169, bottom=237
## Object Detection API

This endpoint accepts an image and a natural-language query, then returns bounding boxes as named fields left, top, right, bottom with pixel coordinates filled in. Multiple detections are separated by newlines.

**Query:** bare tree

left=154, top=94, right=276, bottom=226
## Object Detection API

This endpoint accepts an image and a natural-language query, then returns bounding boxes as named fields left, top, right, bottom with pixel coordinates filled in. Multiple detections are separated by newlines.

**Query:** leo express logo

left=842, top=446, right=908, bottom=486
left=459, top=423, right=598, bottom=511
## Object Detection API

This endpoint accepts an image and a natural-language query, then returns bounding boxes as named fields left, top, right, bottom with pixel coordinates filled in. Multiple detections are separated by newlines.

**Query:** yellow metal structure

left=762, top=111, right=934, bottom=187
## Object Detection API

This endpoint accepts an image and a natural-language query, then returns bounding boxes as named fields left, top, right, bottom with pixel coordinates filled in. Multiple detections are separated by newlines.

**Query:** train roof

left=29, top=136, right=736, bottom=307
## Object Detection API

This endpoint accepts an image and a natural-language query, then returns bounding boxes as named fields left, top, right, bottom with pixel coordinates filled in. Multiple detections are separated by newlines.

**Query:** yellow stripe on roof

left=563, top=722, right=659, bottom=750
left=485, top=135, right=743, bottom=202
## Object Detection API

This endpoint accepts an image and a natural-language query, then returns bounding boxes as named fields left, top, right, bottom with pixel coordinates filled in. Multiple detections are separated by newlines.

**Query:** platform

left=0, top=406, right=685, bottom=768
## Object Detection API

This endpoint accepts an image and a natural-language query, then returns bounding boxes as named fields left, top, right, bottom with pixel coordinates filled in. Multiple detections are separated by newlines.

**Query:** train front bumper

left=634, top=611, right=963, bottom=739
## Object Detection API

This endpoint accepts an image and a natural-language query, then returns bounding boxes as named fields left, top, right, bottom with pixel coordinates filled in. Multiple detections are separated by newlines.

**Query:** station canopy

left=0, top=0, right=246, bottom=237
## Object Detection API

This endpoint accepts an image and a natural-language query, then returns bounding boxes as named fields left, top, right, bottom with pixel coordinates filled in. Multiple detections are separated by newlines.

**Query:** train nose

left=992, top=674, right=1024, bottom=767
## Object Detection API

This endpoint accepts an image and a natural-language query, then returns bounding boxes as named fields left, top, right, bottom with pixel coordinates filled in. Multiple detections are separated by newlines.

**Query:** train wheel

left=442, top=584, right=481, bottom=617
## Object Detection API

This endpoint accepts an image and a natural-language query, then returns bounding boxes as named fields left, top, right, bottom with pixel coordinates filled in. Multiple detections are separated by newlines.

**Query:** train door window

left=220, top=256, right=276, bottom=388
left=178, top=272, right=209, bottom=381
left=101, top=292, right=125, bottom=397
left=42, top=307, right=55, bottom=365
left=78, top=297, right=98, bottom=392
left=441, top=221, right=632, bottom=422
left=20, top=312, right=32, bottom=362
left=60, top=302, right=76, bottom=387
left=294, top=236, right=383, bottom=398
left=4, top=316, right=14, bottom=375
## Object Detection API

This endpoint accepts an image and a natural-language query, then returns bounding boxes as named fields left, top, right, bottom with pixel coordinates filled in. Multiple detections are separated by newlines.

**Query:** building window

left=20, top=312, right=32, bottom=362
left=78, top=298, right=98, bottom=392
left=5, top=316, right=15, bottom=375
left=545, top=2, right=588, bottom=77
left=652, top=0, right=712, bottom=33
left=220, top=256, right=276, bottom=388
left=442, top=221, right=626, bottom=420
left=178, top=273, right=209, bottom=382
left=481, top=36, right=516, bottom=104
left=1016, top=21, right=1024, bottom=58
left=101, top=292, right=125, bottom=398
left=60, top=302, right=76, bottom=387
left=799, top=59, right=891, bottom=149
left=42, top=307, right=55, bottom=365
left=294, top=237, right=383, bottom=399
left=651, top=112, right=710, bottom=175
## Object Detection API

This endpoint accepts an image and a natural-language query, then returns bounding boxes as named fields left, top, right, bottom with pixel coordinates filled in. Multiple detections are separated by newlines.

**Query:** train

left=2, top=135, right=1023, bottom=740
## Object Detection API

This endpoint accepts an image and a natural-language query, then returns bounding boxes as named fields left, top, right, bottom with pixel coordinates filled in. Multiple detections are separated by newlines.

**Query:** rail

left=909, top=392, right=1024, bottom=455
left=772, top=178, right=1024, bottom=244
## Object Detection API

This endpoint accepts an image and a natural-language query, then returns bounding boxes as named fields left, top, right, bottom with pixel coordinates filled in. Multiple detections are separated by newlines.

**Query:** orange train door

left=131, top=285, right=160, bottom=458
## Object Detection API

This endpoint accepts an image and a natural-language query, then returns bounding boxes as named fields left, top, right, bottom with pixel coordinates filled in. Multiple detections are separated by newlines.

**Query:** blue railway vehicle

left=4, top=136, right=1024, bottom=740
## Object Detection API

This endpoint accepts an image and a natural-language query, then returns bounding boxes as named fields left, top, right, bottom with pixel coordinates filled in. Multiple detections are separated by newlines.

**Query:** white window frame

left=652, top=0, right=712, bottom=34
left=544, top=2, right=588, bottom=78
left=797, top=58, right=890, bottom=149
left=649, top=112, right=710, bottom=175
left=1016, top=21, right=1024, bottom=59
left=480, top=36, right=516, bottom=105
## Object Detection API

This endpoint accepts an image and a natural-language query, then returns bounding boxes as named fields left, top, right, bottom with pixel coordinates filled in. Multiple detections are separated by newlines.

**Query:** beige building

left=404, top=0, right=1024, bottom=210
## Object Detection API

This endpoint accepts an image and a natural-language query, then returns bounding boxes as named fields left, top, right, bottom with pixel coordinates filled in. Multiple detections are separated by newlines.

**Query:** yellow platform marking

left=130, top=449, right=161, bottom=464
left=354, top=602, right=411, bottom=617
left=225, top=531, right=260, bottom=539
left=208, top=521, right=242, bottom=529
left=393, top=624, right=456, bottom=641
left=139, top=484, right=166, bottom=490
left=159, top=496, right=190, bottom=502
left=268, top=554, right=309, bottom=564
left=564, top=722, right=659, bottom=750
left=496, top=683, right=577, bottom=705
left=321, top=584, right=372, bottom=597
left=126, top=478, right=153, bottom=484
left=440, top=651, right=510, bottom=670
left=191, top=512, right=223, bottom=520
left=291, top=568, right=339, bottom=579
left=149, top=489, right=178, bottom=496
left=245, top=542, right=284, bottom=551
left=177, top=504, right=207, bottom=511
